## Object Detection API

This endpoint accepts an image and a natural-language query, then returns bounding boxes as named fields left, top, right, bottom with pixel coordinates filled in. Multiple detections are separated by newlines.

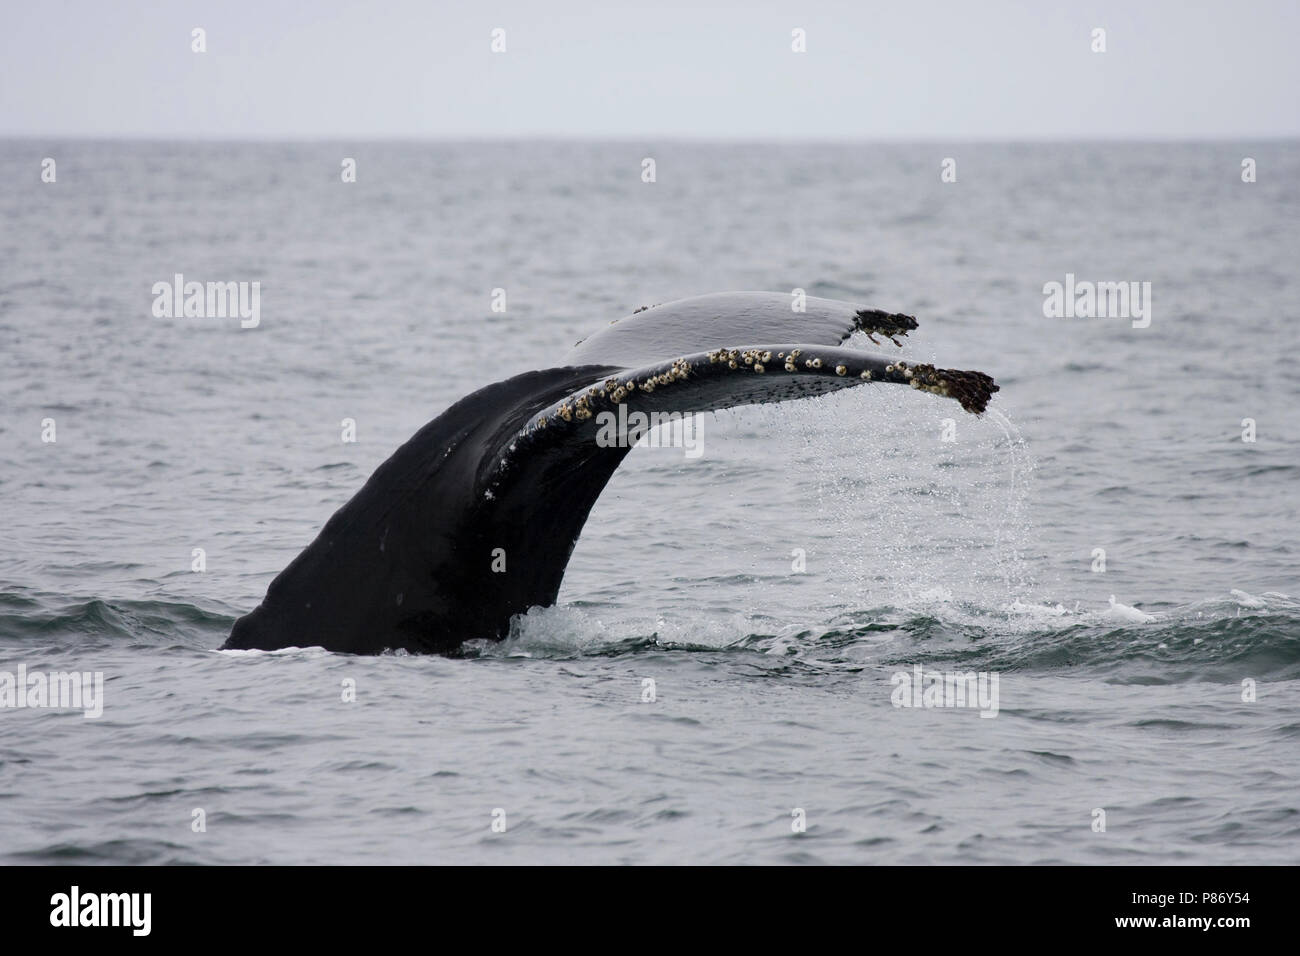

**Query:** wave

left=477, top=590, right=1300, bottom=681
left=1, top=587, right=1296, bottom=681
left=0, top=589, right=235, bottom=651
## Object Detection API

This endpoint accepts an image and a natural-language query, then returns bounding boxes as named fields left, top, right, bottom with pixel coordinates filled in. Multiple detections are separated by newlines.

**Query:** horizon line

left=3, top=133, right=1297, bottom=145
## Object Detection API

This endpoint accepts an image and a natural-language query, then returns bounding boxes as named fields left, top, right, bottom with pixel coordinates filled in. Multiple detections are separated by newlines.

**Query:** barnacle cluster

left=638, top=356, right=691, bottom=394
left=899, top=362, right=999, bottom=414
left=853, top=308, right=919, bottom=347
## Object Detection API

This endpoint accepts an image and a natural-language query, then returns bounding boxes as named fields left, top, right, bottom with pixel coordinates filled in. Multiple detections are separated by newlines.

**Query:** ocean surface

left=0, top=141, right=1297, bottom=864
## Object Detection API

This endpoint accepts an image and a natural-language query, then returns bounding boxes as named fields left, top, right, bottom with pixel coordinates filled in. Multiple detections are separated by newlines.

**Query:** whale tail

left=224, top=292, right=998, bottom=655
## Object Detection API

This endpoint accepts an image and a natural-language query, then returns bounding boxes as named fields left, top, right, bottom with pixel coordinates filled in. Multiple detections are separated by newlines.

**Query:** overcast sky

left=2, top=0, right=1296, bottom=140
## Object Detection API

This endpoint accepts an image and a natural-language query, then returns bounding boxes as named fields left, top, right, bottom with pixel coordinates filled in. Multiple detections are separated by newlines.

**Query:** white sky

left=2, top=0, right=1296, bottom=139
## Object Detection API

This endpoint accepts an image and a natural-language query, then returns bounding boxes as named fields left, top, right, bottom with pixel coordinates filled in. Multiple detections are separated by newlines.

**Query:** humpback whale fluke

left=224, top=292, right=998, bottom=655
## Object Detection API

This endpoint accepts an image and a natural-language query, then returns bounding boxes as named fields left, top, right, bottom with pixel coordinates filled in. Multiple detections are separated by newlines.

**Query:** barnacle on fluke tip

left=853, top=308, right=919, bottom=347
left=905, top=364, right=999, bottom=415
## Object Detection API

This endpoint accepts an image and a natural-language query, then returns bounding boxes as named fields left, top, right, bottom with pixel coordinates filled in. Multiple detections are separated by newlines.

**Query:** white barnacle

left=755, top=363, right=766, bottom=373
left=835, top=365, right=847, bottom=376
